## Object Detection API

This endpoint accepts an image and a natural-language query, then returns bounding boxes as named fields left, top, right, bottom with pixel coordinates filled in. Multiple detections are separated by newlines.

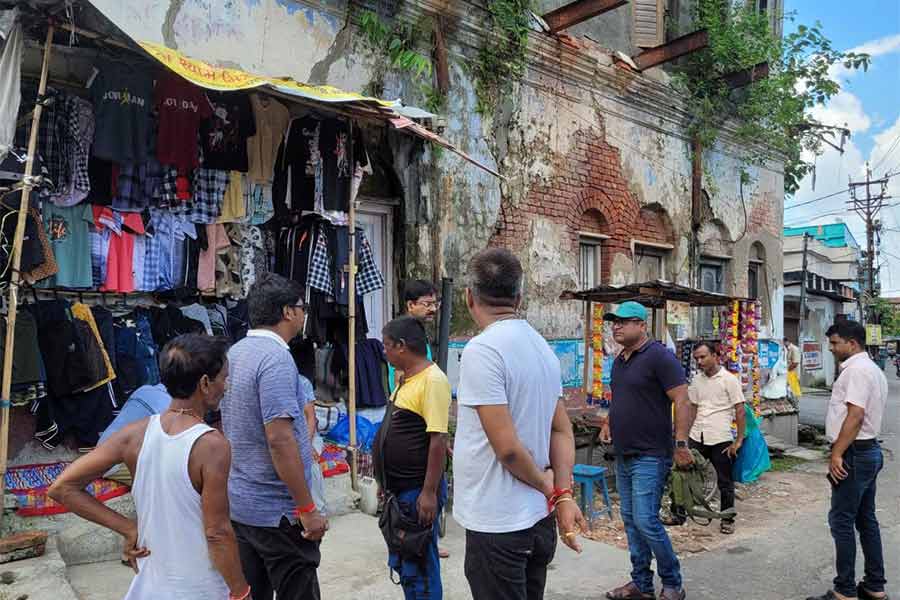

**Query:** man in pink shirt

left=807, top=320, right=888, bottom=600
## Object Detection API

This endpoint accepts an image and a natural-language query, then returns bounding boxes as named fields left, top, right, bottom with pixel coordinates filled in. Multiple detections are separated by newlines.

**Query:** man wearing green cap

left=600, top=301, right=693, bottom=600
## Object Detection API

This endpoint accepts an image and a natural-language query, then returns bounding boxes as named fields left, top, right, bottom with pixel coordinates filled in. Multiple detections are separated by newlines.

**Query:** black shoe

left=806, top=592, right=839, bottom=600
left=858, top=583, right=889, bottom=600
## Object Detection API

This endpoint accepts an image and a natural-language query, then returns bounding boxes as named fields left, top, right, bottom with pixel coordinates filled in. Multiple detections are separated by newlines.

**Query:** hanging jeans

left=388, top=479, right=447, bottom=600
left=828, top=440, right=886, bottom=598
left=615, top=455, right=682, bottom=595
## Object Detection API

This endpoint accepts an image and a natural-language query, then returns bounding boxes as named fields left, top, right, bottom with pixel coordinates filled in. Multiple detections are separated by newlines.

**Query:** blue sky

left=783, top=0, right=900, bottom=295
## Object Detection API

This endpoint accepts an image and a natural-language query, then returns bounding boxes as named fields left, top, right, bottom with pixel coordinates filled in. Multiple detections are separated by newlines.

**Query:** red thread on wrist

left=547, top=488, right=574, bottom=512
left=294, top=503, right=316, bottom=517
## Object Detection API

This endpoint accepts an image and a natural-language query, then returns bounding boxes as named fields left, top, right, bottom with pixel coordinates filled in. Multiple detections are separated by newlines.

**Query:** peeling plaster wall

left=88, top=0, right=784, bottom=341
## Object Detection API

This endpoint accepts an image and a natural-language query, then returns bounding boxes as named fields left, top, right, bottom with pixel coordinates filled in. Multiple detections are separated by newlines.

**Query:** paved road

left=683, top=367, right=900, bottom=600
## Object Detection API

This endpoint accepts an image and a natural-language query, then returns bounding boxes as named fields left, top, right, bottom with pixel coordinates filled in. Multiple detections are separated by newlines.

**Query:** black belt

left=851, top=439, right=879, bottom=449
left=833, top=439, right=879, bottom=450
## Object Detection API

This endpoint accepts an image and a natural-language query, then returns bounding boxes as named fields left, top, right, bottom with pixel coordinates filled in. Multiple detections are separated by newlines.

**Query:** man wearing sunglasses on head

left=601, top=302, right=693, bottom=600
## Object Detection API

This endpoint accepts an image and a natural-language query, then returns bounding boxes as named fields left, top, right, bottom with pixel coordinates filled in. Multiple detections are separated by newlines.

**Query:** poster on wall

left=666, top=301, right=691, bottom=326
left=758, top=339, right=781, bottom=369
left=446, top=339, right=586, bottom=393
left=802, top=342, right=822, bottom=370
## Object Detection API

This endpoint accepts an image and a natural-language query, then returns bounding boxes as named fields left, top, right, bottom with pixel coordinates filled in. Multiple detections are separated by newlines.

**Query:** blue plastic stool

left=573, top=464, right=613, bottom=522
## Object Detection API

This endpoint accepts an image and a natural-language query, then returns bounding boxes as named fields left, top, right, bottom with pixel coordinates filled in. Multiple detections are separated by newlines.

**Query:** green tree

left=870, top=297, right=900, bottom=337
left=673, top=0, right=870, bottom=194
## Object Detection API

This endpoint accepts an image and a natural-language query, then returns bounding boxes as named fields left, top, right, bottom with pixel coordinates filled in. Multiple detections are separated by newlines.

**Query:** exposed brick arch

left=490, top=125, right=645, bottom=281
left=634, top=203, right=675, bottom=246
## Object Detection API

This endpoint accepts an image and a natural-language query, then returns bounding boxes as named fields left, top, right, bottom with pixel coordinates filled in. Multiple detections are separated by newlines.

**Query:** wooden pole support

left=0, top=24, right=55, bottom=529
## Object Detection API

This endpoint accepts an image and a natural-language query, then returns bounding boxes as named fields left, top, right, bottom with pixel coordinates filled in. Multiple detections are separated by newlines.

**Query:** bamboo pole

left=348, top=122, right=358, bottom=491
left=0, top=24, right=55, bottom=522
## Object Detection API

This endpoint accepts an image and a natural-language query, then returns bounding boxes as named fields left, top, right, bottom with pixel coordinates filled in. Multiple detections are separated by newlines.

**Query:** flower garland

left=591, top=303, right=605, bottom=401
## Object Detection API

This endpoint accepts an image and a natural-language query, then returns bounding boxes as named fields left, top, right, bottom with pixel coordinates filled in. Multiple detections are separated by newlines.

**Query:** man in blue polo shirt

left=97, top=383, right=171, bottom=485
left=600, top=302, right=694, bottom=600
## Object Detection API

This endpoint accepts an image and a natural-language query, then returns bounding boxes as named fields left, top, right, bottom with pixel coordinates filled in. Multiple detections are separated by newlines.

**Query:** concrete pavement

left=65, top=368, right=900, bottom=600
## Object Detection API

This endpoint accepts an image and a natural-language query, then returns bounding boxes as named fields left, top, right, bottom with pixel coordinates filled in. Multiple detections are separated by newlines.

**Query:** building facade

left=86, top=0, right=786, bottom=390
left=783, top=224, right=861, bottom=387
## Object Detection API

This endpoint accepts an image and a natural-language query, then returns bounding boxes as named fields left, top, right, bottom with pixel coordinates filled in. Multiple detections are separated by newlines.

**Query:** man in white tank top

left=50, top=334, right=251, bottom=600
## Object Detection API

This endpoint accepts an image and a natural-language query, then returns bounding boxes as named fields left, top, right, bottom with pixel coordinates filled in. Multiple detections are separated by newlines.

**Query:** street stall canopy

left=2, top=0, right=500, bottom=178
left=561, top=280, right=748, bottom=307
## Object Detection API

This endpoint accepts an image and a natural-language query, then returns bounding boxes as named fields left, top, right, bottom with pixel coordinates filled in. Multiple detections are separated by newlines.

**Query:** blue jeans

left=829, top=442, right=886, bottom=597
left=615, top=455, right=682, bottom=593
left=388, top=479, right=447, bottom=600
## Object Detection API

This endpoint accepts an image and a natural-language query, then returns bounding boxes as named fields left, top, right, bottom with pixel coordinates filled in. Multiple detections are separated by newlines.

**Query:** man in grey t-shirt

left=220, top=273, right=326, bottom=600
left=454, top=248, right=587, bottom=600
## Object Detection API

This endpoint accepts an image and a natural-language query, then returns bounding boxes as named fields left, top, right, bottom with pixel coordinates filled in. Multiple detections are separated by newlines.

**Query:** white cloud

left=808, top=91, right=871, bottom=134
left=848, top=33, right=900, bottom=59
left=828, top=33, right=900, bottom=83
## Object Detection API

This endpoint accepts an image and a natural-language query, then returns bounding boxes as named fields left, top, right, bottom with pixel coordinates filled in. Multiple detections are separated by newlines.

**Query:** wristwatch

left=674, top=440, right=689, bottom=449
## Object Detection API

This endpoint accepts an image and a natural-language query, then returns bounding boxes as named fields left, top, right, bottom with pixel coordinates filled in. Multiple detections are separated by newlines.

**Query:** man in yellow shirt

left=378, top=315, right=451, bottom=599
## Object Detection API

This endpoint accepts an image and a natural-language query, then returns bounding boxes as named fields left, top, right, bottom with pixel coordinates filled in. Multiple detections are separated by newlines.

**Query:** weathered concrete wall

left=88, top=0, right=785, bottom=341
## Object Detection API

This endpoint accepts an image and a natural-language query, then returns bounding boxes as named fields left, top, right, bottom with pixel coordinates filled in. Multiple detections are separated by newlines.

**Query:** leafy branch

left=359, top=10, right=446, bottom=114
left=672, top=0, right=870, bottom=194
left=473, top=0, right=532, bottom=115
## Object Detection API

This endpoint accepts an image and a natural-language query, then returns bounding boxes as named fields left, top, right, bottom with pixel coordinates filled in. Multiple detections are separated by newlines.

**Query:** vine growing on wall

left=358, top=10, right=447, bottom=114
left=472, top=0, right=532, bottom=115
left=672, top=0, right=870, bottom=194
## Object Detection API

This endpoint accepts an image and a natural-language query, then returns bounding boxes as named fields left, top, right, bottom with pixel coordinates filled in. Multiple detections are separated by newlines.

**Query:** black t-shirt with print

left=319, top=119, right=368, bottom=211
left=200, top=92, right=257, bottom=172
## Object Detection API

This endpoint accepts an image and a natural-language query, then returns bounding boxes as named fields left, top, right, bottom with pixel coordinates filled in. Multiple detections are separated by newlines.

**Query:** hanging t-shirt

left=198, top=223, right=230, bottom=293
left=91, top=61, right=153, bottom=164
left=247, top=94, right=290, bottom=184
left=155, top=72, right=212, bottom=173
left=217, top=171, right=247, bottom=223
left=42, top=203, right=94, bottom=288
left=272, top=116, right=320, bottom=215
left=320, top=119, right=368, bottom=212
left=200, top=91, right=256, bottom=172
left=103, top=213, right=145, bottom=293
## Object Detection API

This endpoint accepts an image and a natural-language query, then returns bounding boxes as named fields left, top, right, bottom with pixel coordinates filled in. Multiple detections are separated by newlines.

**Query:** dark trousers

left=829, top=442, right=886, bottom=597
left=690, top=439, right=735, bottom=521
left=232, top=517, right=321, bottom=600
left=464, top=514, right=557, bottom=600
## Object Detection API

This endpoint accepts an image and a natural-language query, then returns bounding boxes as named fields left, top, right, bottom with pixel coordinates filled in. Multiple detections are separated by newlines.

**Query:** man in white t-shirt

left=454, top=247, right=587, bottom=600
left=807, top=320, right=888, bottom=600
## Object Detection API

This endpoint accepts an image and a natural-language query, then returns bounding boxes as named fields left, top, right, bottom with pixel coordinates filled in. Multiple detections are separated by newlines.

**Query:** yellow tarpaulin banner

left=138, top=41, right=396, bottom=106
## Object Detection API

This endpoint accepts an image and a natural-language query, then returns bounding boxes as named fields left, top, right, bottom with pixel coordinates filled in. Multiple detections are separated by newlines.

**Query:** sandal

left=605, top=581, right=655, bottom=600
left=720, top=521, right=735, bottom=535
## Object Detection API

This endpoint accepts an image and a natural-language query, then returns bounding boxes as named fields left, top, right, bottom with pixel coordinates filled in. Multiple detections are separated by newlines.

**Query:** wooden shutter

left=633, top=0, right=665, bottom=48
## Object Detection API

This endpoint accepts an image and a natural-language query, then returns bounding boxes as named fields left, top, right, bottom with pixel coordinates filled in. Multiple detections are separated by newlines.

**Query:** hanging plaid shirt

left=184, top=168, right=228, bottom=224
left=356, top=232, right=384, bottom=296
left=36, top=91, right=70, bottom=193
left=308, top=225, right=333, bottom=295
left=307, top=225, right=384, bottom=297
left=51, top=97, right=94, bottom=206
left=142, top=209, right=174, bottom=291
left=113, top=159, right=163, bottom=213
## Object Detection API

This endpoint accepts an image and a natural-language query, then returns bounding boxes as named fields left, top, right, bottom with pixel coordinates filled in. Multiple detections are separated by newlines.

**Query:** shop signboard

left=866, top=324, right=883, bottom=346
left=802, top=342, right=822, bottom=370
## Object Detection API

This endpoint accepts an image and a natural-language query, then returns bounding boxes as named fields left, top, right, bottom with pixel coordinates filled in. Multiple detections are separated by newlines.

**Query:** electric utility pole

left=798, top=232, right=810, bottom=338
left=848, top=164, right=891, bottom=322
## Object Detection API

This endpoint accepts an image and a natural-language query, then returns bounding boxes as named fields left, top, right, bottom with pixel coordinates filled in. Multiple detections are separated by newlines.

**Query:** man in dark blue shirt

left=600, top=301, right=693, bottom=600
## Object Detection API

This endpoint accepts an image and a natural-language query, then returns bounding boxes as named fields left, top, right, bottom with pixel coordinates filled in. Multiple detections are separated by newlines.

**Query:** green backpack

left=668, top=449, right=737, bottom=525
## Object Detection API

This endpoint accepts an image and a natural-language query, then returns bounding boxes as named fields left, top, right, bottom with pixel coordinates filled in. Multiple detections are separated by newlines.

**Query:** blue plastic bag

left=324, top=414, right=378, bottom=452
left=733, top=404, right=771, bottom=483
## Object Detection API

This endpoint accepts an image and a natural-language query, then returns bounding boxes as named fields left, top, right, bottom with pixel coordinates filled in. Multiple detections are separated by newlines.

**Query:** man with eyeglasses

left=600, top=302, right=693, bottom=600
left=220, top=272, right=327, bottom=600
left=389, top=279, right=440, bottom=394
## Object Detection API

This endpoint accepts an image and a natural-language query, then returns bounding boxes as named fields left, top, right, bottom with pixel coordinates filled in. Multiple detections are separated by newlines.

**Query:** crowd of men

left=49, top=248, right=888, bottom=600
